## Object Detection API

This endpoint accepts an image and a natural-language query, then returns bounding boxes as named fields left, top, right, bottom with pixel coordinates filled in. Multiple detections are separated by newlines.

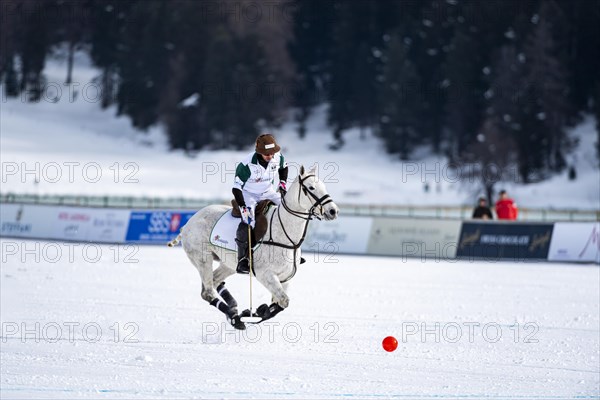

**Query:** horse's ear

left=300, top=165, right=305, bottom=176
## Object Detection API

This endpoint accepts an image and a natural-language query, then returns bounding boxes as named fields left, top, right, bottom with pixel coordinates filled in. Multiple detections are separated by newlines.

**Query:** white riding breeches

left=242, top=189, right=282, bottom=219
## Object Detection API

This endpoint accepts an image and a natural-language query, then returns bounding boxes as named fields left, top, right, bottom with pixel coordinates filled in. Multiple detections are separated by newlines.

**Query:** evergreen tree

left=595, top=82, right=600, bottom=165
left=115, top=1, right=171, bottom=129
left=88, top=1, right=137, bottom=108
left=378, top=35, right=422, bottom=159
left=519, top=0, right=573, bottom=180
left=443, top=27, right=485, bottom=161
left=3, top=58, right=19, bottom=97
left=351, top=41, right=378, bottom=138
left=18, top=1, right=53, bottom=100
left=487, top=45, right=526, bottom=144
left=557, top=0, right=600, bottom=115
left=201, top=27, right=274, bottom=150
left=327, top=1, right=401, bottom=148
left=288, top=0, right=335, bottom=138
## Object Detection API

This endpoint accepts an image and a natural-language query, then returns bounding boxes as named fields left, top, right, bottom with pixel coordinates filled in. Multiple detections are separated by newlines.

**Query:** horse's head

left=289, top=165, right=339, bottom=221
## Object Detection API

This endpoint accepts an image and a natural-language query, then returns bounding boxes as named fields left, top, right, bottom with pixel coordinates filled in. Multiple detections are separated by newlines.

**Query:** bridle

left=281, top=174, right=335, bottom=222
left=261, top=174, right=334, bottom=282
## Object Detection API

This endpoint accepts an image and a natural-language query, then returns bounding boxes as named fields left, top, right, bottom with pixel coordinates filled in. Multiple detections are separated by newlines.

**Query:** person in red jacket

left=495, top=190, right=518, bottom=220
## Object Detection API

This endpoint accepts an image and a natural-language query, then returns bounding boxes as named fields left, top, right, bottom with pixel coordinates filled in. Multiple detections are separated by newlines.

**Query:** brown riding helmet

left=255, top=133, right=281, bottom=155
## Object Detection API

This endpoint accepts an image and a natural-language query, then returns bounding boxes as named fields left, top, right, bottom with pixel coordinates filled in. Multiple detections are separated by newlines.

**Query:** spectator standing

left=472, top=197, right=493, bottom=220
left=495, top=190, right=518, bottom=220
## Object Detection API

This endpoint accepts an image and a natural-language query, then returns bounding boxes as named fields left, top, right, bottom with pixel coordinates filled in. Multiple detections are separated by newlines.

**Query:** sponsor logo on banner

left=55, top=209, right=93, bottom=240
left=1, top=221, right=32, bottom=234
left=548, top=222, right=600, bottom=263
left=90, top=212, right=129, bottom=242
left=1, top=204, right=54, bottom=239
left=126, top=211, right=195, bottom=243
left=457, top=222, right=554, bottom=260
left=0, top=205, right=32, bottom=234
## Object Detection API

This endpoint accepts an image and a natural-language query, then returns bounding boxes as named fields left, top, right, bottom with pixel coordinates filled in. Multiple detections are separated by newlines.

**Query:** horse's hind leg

left=189, top=253, right=245, bottom=329
left=213, top=257, right=238, bottom=309
left=216, top=282, right=238, bottom=311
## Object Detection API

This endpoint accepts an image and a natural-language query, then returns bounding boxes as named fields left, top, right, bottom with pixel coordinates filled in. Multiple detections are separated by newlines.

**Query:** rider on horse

left=233, top=133, right=288, bottom=274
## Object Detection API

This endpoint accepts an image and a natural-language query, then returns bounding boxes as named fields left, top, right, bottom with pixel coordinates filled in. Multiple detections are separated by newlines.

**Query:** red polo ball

left=382, top=336, right=398, bottom=352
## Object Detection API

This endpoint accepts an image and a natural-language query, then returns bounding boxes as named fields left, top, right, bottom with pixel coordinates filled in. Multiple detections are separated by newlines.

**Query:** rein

left=261, top=174, right=333, bottom=283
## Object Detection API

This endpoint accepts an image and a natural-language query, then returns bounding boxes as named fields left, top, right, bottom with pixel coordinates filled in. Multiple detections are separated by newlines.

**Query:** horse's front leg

left=272, top=281, right=289, bottom=305
left=256, top=271, right=289, bottom=309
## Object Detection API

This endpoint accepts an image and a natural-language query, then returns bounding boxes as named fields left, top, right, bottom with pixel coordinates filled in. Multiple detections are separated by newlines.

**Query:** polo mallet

left=240, top=218, right=262, bottom=323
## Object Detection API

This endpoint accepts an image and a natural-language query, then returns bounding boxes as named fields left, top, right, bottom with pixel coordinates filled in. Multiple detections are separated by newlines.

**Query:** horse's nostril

left=329, top=209, right=337, bottom=216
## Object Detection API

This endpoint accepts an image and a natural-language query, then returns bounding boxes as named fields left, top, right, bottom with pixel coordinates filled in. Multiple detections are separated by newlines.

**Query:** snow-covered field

left=1, top=239, right=598, bottom=399
left=1, top=52, right=599, bottom=209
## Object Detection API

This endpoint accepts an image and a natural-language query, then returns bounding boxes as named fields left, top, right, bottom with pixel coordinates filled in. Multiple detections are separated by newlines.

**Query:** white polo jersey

left=233, top=151, right=287, bottom=195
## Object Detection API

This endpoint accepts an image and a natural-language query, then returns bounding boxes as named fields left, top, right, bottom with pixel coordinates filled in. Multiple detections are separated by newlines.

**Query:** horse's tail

left=167, top=233, right=182, bottom=247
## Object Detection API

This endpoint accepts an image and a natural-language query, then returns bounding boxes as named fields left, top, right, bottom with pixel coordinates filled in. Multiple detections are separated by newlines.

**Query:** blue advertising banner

left=125, top=210, right=196, bottom=243
left=457, top=222, right=554, bottom=261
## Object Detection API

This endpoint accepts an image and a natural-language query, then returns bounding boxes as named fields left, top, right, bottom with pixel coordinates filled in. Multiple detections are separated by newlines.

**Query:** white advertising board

left=1, top=204, right=56, bottom=239
left=548, top=222, right=600, bottom=263
left=0, top=204, right=130, bottom=243
left=367, top=218, right=462, bottom=260
left=304, top=216, right=372, bottom=255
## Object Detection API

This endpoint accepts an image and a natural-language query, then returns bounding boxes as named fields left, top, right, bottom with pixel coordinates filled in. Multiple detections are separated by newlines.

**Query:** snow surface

left=1, top=239, right=598, bottom=399
left=1, top=52, right=599, bottom=210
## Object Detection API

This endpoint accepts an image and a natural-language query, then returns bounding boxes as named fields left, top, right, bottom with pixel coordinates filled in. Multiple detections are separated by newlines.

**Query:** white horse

left=168, top=165, right=339, bottom=329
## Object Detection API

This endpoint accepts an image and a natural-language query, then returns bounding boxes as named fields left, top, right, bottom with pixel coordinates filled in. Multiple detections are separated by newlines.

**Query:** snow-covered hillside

left=1, top=52, right=598, bottom=210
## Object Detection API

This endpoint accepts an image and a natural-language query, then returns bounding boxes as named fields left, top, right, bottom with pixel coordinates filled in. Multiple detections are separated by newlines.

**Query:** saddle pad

left=210, top=209, right=239, bottom=251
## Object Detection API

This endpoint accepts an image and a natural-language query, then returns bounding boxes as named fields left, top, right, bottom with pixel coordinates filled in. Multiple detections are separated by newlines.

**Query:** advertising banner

left=125, top=210, right=196, bottom=243
left=456, top=222, right=554, bottom=261
left=0, top=204, right=130, bottom=243
left=1, top=204, right=55, bottom=239
left=54, top=207, right=130, bottom=243
left=304, top=216, right=372, bottom=255
left=548, top=222, right=599, bottom=263
left=366, top=218, right=462, bottom=260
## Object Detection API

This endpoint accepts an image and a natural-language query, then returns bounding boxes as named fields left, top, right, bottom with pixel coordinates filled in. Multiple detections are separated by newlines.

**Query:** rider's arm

left=278, top=166, right=288, bottom=183
left=233, top=162, right=251, bottom=207
left=232, top=188, right=246, bottom=207
left=278, top=153, right=288, bottom=183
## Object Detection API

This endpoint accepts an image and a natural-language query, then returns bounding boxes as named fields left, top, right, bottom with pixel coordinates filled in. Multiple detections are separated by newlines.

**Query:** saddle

left=231, top=199, right=273, bottom=242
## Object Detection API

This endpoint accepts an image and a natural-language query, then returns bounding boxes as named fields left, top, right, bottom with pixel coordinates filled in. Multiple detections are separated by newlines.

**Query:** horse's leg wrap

left=216, top=282, right=238, bottom=309
left=256, top=303, right=284, bottom=322
left=210, top=298, right=235, bottom=318
left=209, top=297, right=245, bottom=330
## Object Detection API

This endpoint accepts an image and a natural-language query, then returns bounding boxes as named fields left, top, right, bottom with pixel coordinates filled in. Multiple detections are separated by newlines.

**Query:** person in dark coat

left=472, top=197, right=493, bottom=220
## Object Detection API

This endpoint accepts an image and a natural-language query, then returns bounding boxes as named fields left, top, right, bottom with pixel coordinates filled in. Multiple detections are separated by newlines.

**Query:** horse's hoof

left=229, top=315, right=246, bottom=330
left=277, top=296, right=289, bottom=309
left=256, top=304, right=270, bottom=319
left=257, top=303, right=284, bottom=322
left=240, top=309, right=260, bottom=318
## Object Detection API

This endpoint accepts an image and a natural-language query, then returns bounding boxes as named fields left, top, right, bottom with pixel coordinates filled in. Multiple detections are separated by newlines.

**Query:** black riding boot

left=235, top=223, right=250, bottom=274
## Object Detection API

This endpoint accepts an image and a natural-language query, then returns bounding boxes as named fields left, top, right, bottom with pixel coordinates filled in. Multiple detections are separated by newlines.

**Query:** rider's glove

left=240, top=206, right=253, bottom=226
left=278, top=181, right=287, bottom=196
